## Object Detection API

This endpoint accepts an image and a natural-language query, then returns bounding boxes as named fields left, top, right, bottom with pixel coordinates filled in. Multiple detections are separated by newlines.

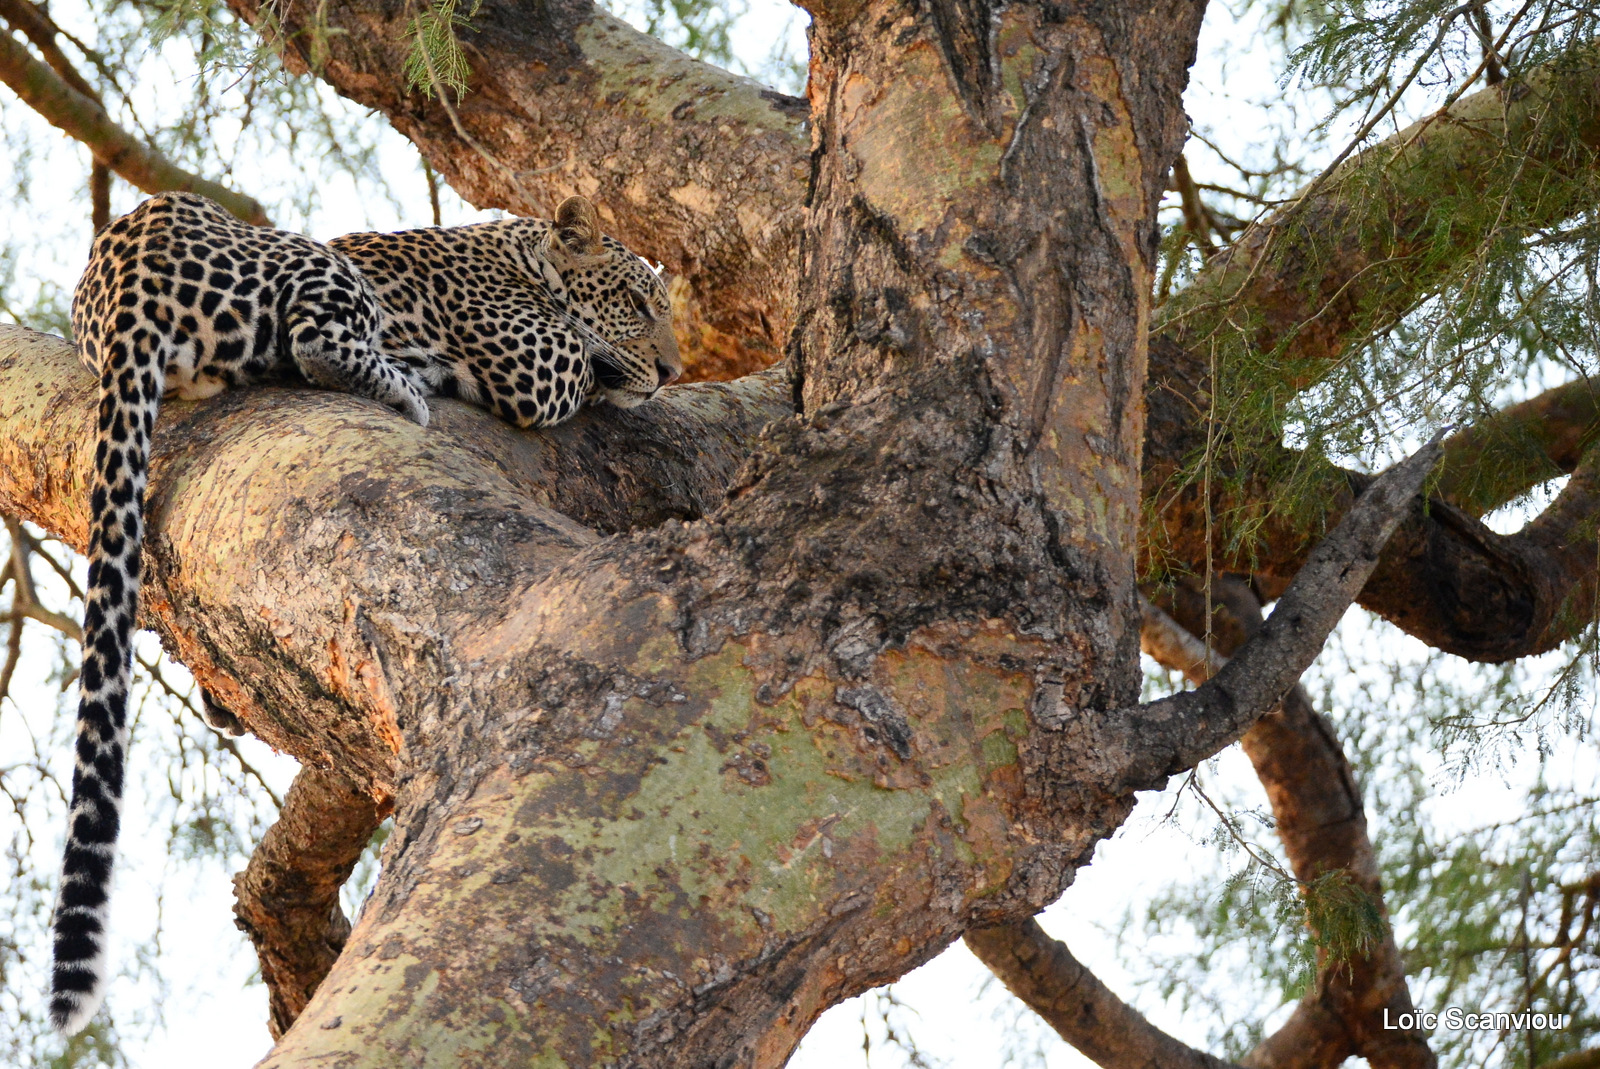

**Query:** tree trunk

left=0, top=0, right=1216, bottom=1060
left=262, top=2, right=1205, bottom=1061
left=241, top=0, right=1600, bottom=658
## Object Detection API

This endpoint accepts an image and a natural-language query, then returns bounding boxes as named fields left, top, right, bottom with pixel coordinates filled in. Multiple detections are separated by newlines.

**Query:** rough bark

left=223, top=0, right=809, bottom=378
left=7, top=1, right=1587, bottom=1063
left=232, top=766, right=383, bottom=1040
left=0, top=0, right=1444, bottom=1049
left=1, top=0, right=1222, bottom=1056
left=272, top=2, right=1203, bottom=1059
left=1355, top=444, right=1600, bottom=660
left=182, top=0, right=1600, bottom=651
left=0, top=328, right=785, bottom=784
left=1107, top=440, right=1441, bottom=792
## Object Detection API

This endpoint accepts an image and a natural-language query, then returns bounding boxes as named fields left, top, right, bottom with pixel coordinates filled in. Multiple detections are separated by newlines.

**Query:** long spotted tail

left=49, top=354, right=165, bottom=1035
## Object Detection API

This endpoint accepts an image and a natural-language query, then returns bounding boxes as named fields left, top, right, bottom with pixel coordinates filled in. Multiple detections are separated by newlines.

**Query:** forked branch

left=1106, top=436, right=1445, bottom=792
left=973, top=577, right=1433, bottom=1069
left=1149, top=577, right=1434, bottom=1069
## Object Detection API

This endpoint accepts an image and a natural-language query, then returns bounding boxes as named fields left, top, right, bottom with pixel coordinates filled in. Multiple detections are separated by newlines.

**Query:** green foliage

left=46, top=1021, right=125, bottom=1069
left=1306, top=869, right=1390, bottom=965
left=1139, top=773, right=1388, bottom=1010
left=0, top=0, right=1593, bottom=1064
left=1154, top=3, right=1600, bottom=590
left=403, top=0, right=483, bottom=101
left=1129, top=614, right=1599, bottom=1068
left=0, top=0, right=442, bottom=1057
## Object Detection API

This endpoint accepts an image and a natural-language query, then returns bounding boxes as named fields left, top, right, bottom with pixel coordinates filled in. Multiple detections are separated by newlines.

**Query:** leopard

left=49, top=190, right=430, bottom=1036
left=328, top=195, right=682, bottom=429
left=49, top=192, right=680, bottom=1036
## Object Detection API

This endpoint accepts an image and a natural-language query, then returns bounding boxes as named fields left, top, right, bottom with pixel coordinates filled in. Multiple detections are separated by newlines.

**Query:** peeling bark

left=5, top=0, right=1590, bottom=1061
left=1, top=0, right=1221, bottom=1056
left=205, top=0, right=1600, bottom=652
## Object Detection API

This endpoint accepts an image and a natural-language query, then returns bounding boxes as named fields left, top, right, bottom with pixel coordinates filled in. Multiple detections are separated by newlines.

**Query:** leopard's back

left=332, top=196, right=682, bottom=430
left=332, top=223, right=596, bottom=426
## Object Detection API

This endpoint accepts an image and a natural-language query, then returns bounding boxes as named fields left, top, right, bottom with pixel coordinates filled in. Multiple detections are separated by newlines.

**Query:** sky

left=0, top=0, right=1595, bottom=1065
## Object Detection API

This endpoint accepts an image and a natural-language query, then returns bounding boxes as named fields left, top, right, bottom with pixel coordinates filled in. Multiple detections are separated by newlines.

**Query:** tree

left=0, top=0, right=1596, bottom=1066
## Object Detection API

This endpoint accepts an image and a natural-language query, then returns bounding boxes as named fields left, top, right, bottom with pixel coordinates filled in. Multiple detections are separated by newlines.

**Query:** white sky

left=0, top=0, right=1594, bottom=1065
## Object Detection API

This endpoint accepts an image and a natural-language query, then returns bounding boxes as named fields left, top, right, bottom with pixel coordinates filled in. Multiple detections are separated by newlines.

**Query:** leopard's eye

left=628, top=288, right=654, bottom=321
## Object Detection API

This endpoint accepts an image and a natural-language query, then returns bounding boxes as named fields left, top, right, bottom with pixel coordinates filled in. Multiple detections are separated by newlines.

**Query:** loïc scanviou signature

left=1383, top=1009, right=1573, bottom=1032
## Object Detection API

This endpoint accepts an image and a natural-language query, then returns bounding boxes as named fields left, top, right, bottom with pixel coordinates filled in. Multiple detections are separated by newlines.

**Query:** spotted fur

left=330, top=196, right=681, bottom=428
left=50, top=191, right=428, bottom=1035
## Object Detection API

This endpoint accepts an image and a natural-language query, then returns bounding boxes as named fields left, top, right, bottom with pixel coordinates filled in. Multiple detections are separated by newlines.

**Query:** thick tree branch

left=965, top=920, right=1241, bottom=1069
left=224, top=0, right=808, bottom=377
left=0, top=0, right=124, bottom=231
left=150, top=0, right=1212, bottom=1059
left=212, top=0, right=1600, bottom=664
left=232, top=765, right=383, bottom=1040
left=0, top=0, right=98, bottom=99
left=0, top=325, right=786, bottom=539
left=0, top=325, right=783, bottom=784
left=0, top=18, right=268, bottom=224
left=1158, top=49, right=1600, bottom=386
left=1148, top=345, right=1600, bottom=661
left=9, top=0, right=1551, bottom=1048
left=1434, top=377, right=1600, bottom=516
left=974, top=575, right=1434, bottom=1069
left=1354, top=440, right=1600, bottom=661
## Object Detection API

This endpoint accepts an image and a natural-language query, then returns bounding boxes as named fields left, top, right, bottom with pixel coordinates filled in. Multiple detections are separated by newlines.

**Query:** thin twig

left=0, top=25, right=269, bottom=224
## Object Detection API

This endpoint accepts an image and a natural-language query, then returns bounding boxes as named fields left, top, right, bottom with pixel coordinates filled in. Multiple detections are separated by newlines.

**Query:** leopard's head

left=537, top=196, right=681, bottom=409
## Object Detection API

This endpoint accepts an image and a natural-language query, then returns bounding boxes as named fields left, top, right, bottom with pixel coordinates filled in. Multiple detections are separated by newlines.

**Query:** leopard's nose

left=656, top=359, right=681, bottom=387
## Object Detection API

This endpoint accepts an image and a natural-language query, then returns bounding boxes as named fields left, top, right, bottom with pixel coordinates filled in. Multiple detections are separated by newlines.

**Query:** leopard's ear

left=553, top=196, right=603, bottom=257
